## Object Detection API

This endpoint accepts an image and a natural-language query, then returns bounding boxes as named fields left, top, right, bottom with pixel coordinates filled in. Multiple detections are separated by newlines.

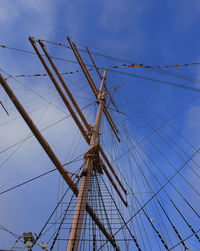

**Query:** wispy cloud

left=0, top=0, right=56, bottom=40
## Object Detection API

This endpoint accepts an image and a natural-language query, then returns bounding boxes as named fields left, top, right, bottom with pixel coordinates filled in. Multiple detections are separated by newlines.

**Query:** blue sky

left=0, top=0, right=200, bottom=250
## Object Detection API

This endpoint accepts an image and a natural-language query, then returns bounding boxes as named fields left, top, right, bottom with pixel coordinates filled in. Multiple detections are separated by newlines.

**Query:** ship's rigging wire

left=49, top=191, right=75, bottom=250
left=98, top=97, right=200, bottom=249
left=100, top=175, right=142, bottom=250
left=124, top=126, right=200, bottom=242
left=132, top=90, right=200, bottom=170
left=110, top=146, right=200, bottom=238
left=115, top=93, right=198, bottom=215
left=0, top=68, right=68, bottom=115
left=94, top=172, right=117, bottom=247
left=0, top=155, right=83, bottom=196
left=127, top=98, right=200, bottom=197
left=108, top=68, right=200, bottom=92
left=2, top=43, right=200, bottom=93
left=168, top=228, right=200, bottom=250
left=0, top=89, right=171, bottom=155
left=0, top=68, right=94, bottom=116
left=127, top=128, right=200, bottom=217
left=0, top=169, right=56, bottom=195
left=120, top=123, right=172, bottom=247
left=0, top=93, right=59, bottom=176
left=33, top=185, right=76, bottom=247
left=101, top=118, right=163, bottom=249
left=1, top=39, right=200, bottom=249
left=0, top=224, right=20, bottom=240
left=109, top=91, right=200, bottom=166
left=1, top=83, right=197, bottom=248
left=105, top=128, right=170, bottom=249
left=122, top=129, right=189, bottom=249
left=32, top=37, right=200, bottom=81
left=0, top=101, right=94, bottom=155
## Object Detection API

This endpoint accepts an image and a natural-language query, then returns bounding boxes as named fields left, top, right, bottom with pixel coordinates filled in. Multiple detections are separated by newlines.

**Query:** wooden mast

left=66, top=68, right=110, bottom=251
left=1, top=37, right=127, bottom=250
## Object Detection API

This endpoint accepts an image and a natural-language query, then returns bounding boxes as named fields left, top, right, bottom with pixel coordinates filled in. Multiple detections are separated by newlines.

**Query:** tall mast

left=1, top=37, right=127, bottom=250
left=66, top=68, right=108, bottom=251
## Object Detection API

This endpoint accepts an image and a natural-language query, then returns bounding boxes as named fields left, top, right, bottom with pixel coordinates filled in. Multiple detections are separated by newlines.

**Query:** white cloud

left=0, top=0, right=56, bottom=41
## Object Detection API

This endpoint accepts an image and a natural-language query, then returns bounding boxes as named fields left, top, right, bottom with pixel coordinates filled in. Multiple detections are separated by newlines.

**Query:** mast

left=66, top=68, right=107, bottom=251
left=1, top=35, right=200, bottom=251
left=0, top=37, right=128, bottom=250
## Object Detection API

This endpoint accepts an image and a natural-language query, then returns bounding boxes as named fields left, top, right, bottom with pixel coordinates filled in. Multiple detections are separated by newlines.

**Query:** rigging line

left=3, top=42, right=200, bottom=96
left=94, top=172, right=119, bottom=248
left=100, top=129, right=200, bottom=249
left=2, top=41, right=200, bottom=93
left=91, top=174, right=110, bottom=247
left=125, top=126, right=200, bottom=243
left=99, top=146, right=200, bottom=249
left=127, top=100, right=200, bottom=197
left=33, top=178, right=79, bottom=247
left=12, top=60, right=200, bottom=93
left=132, top=90, right=200, bottom=169
left=0, top=225, right=34, bottom=248
left=158, top=201, right=189, bottom=250
left=0, top=92, right=56, bottom=117
left=127, top=98, right=200, bottom=194
left=0, top=140, right=26, bottom=169
left=122, top=141, right=163, bottom=249
left=42, top=203, right=77, bottom=240
left=100, top=175, right=142, bottom=251
left=0, top=43, right=78, bottom=65
left=99, top=173, right=169, bottom=251
left=124, top=142, right=164, bottom=250
left=168, top=228, right=200, bottom=250
left=170, top=201, right=200, bottom=243
left=107, top=68, right=200, bottom=92
left=90, top=176, right=97, bottom=251
left=0, top=169, right=56, bottom=195
left=29, top=38, right=200, bottom=90
left=0, top=68, right=68, bottom=115
left=0, top=100, right=55, bottom=128
left=125, top=132, right=188, bottom=249
left=11, top=65, right=200, bottom=94
left=33, top=37, right=137, bottom=65
left=2, top=39, right=200, bottom=94
left=126, top=152, right=152, bottom=250
left=0, top=93, right=57, bottom=169
left=28, top=37, right=169, bottom=69
left=0, top=224, right=22, bottom=244
left=45, top=36, right=199, bottom=82
left=64, top=126, right=81, bottom=164
left=0, top=116, right=68, bottom=154
left=116, top=94, right=171, bottom=246
left=73, top=40, right=200, bottom=85
left=125, top=140, right=170, bottom=248
left=110, top=90, right=200, bottom=167
left=0, top=102, right=94, bottom=154
left=122, top=119, right=200, bottom=218
left=50, top=191, right=75, bottom=250
left=150, top=67, right=200, bottom=86
left=36, top=37, right=200, bottom=81
left=104, top=136, right=157, bottom=250
left=0, top=156, right=82, bottom=196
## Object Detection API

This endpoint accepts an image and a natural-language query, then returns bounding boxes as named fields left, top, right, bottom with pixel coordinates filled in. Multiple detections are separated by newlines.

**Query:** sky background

left=0, top=0, right=200, bottom=250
